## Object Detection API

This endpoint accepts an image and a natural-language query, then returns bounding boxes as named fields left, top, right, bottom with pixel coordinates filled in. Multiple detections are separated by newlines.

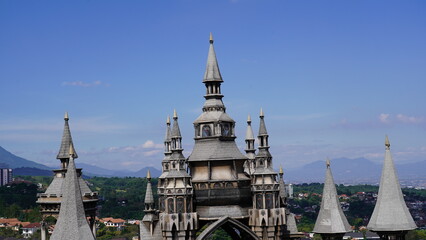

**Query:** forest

left=2, top=176, right=425, bottom=239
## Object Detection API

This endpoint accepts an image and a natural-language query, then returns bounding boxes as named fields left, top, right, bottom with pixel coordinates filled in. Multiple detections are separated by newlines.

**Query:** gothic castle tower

left=142, top=34, right=296, bottom=240
left=37, top=113, right=98, bottom=240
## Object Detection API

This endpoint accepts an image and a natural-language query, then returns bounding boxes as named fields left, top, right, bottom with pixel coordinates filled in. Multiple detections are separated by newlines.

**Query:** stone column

left=40, top=220, right=47, bottom=240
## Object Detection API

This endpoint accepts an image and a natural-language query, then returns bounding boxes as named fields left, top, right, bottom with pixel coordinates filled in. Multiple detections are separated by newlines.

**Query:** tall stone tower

left=142, top=34, right=297, bottom=240
left=37, top=113, right=98, bottom=240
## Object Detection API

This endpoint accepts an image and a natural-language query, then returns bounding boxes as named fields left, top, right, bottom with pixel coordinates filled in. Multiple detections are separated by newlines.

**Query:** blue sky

left=0, top=1, right=425, bottom=171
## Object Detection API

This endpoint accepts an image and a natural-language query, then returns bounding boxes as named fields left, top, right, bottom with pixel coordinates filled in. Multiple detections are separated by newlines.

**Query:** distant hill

left=76, top=163, right=161, bottom=178
left=132, top=167, right=162, bottom=178
left=0, top=146, right=51, bottom=170
left=284, top=157, right=426, bottom=184
left=14, top=167, right=53, bottom=176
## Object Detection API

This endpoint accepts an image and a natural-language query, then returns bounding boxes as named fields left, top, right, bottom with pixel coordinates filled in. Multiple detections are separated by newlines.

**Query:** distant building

left=101, top=217, right=126, bottom=229
left=0, top=168, right=13, bottom=186
left=22, top=222, right=41, bottom=238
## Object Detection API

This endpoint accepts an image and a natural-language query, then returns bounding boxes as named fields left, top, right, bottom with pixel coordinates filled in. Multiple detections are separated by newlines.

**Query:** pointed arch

left=196, top=216, right=259, bottom=240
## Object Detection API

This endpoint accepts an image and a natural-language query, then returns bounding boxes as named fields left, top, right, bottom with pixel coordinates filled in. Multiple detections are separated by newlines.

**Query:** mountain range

left=1, top=145, right=424, bottom=183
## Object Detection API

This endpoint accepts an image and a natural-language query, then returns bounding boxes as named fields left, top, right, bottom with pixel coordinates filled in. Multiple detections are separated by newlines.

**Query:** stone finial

left=147, top=169, right=151, bottom=180
left=279, top=165, right=284, bottom=175
left=69, top=144, right=75, bottom=156
left=210, top=32, right=214, bottom=43
left=173, top=109, right=178, bottom=119
left=247, top=114, right=251, bottom=123
left=64, top=112, right=69, bottom=121
left=167, top=115, right=170, bottom=125
left=385, top=135, right=390, bottom=149
left=260, top=108, right=264, bottom=118
left=326, top=158, right=330, bottom=168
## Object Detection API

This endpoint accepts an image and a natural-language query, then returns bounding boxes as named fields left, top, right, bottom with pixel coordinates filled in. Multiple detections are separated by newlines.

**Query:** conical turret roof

left=57, top=112, right=78, bottom=159
left=258, top=108, right=268, bottom=136
left=245, top=115, right=255, bottom=140
left=171, top=110, right=181, bottom=138
left=203, top=33, right=223, bottom=83
left=313, top=159, right=351, bottom=234
left=144, top=170, right=154, bottom=205
left=367, top=136, right=417, bottom=231
left=165, top=116, right=172, bottom=142
left=50, top=146, right=95, bottom=240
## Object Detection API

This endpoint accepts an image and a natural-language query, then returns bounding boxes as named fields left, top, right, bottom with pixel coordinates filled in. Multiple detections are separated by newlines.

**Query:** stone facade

left=141, top=35, right=297, bottom=240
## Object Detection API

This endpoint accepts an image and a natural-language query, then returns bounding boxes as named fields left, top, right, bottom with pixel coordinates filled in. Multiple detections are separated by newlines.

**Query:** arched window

left=256, top=194, right=263, bottom=209
left=202, top=125, right=211, bottom=137
left=265, top=193, right=273, bottom=209
left=159, top=197, right=165, bottom=211
left=167, top=198, right=174, bottom=213
left=213, top=182, right=221, bottom=189
left=221, top=123, right=231, bottom=136
left=176, top=198, right=184, bottom=213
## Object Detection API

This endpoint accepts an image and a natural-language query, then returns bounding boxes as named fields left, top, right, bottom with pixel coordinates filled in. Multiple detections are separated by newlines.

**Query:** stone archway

left=196, top=216, right=259, bottom=240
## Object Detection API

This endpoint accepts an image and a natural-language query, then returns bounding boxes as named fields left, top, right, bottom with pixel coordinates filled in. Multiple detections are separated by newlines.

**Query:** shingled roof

left=57, top=112, right=78, bottom=159
left=50, top=147, right=95, bottom=240
left=313, top=159, right=351, bottom=234
left=203, top=33, right=223, bottom=83
left=367, top=136, right=417, bottom=231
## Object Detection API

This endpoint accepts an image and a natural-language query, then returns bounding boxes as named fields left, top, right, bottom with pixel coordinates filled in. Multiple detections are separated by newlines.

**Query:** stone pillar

left=40, top=220, right=47, bottom=240
left=90, top=216, right=96, bottom=237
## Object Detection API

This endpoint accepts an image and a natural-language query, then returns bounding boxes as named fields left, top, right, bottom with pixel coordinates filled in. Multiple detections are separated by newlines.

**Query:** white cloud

left=379, top=113, right=390, bottom=123
left=142, top=140, right=162, bottom=149
left=396, top=114, right=423, bottom=124
left=62, top=80, right=109, bottom=87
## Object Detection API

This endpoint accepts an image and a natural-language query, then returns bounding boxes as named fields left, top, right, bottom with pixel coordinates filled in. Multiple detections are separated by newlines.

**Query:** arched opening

left=196, top=216, right=258, bottom=240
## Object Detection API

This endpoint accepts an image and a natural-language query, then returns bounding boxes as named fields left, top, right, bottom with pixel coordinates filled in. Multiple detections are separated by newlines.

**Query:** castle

left=40, top=35, right=417, bottom=240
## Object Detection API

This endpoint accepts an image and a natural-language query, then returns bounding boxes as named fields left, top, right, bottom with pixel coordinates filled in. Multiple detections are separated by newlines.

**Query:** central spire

left=202, top=33, right=225, bottom=113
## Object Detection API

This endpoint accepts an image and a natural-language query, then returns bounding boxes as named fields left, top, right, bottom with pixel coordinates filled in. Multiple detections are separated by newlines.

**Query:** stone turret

left=187, top=34, right=251, bottom=219
left=158, top=111, right=198, bottom=240
left=367, top=136, right=417, bottom=239
left=37, top=113, right=98, bottom=240
left=244, top=115, right=256, bottom=174
left=141, top=170, right=162, bottom=239
left=249, top=110, right=286, bottom=239
left=313, top=159, right=351, bottom=240
left=163, top=116, right=172, bottom=169
left=50, top=146, right=95, bottom=240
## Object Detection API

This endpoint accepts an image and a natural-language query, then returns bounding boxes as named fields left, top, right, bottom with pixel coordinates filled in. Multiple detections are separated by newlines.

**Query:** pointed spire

left=313, top=159, right=351, bottom=234
left=57, top=112, right=78, bottom=159
left=144, top=170, right=154, bottom=206
left=367, top=136, right=416, bottom=231
left=245, top=115, right=254, bottom=140
left=50, top=150, right=95, bottom=240
left=385, top=134, right=390, bottom=149
left=203, top=33, right=223, bottom=83
left=171, top=110, right=181, bottom=138
left=165, top=116, right=172, bottom=143
left=258, top=108, right=268, bottom=136
left=147, top=169, right=151, bottom=180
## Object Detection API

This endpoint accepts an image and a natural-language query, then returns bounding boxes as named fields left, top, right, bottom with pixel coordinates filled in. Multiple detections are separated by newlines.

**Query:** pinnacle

left=385, top=135, right=390, bottom=149
left=146, top=169, right=151, bottom=180
left=173, top=109, right=178, bottom=119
